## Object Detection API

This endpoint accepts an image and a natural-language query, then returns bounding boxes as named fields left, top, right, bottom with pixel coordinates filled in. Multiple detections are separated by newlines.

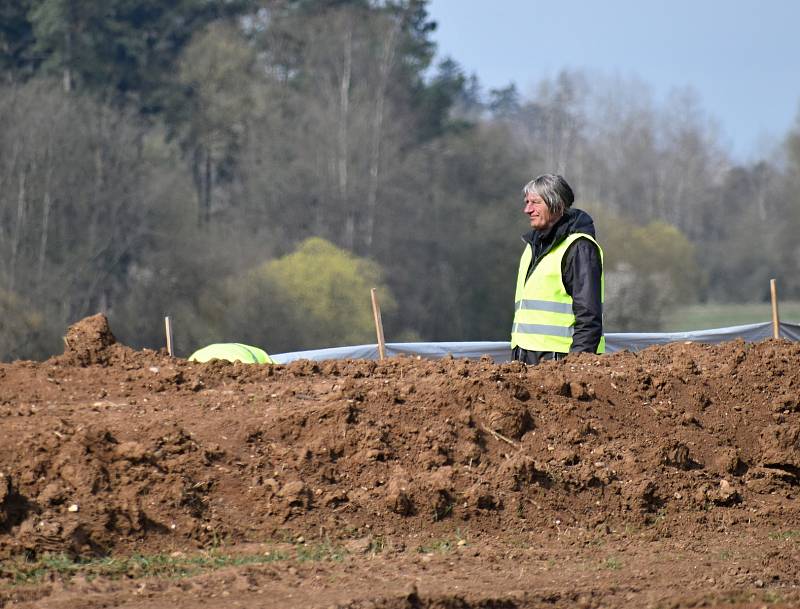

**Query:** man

left=511, top=173, right=604, bottom=364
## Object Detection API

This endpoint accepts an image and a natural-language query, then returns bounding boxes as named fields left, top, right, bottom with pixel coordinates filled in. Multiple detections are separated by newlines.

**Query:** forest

left=1, top=0, right=800, bottom=361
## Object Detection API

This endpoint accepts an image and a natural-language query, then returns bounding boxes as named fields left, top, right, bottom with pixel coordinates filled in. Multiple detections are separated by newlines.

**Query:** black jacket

left=513, top=208, right=603, bottom=363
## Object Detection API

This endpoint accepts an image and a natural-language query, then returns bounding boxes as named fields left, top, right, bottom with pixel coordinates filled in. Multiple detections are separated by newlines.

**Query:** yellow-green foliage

left=625, top=221, right=698, bottom=302
left=587, top=205, right=699, bottom=302
left=583, top=204, right=701, bottom=330
left=233, top=238, right=396, bottom=350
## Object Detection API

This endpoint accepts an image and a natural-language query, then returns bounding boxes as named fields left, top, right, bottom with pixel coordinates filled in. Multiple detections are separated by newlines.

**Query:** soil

left=1, top=313, right=800, bottom=608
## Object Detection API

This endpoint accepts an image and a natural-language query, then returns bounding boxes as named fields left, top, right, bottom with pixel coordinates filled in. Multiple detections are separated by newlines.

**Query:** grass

left=415, top=529, right=469, bottom=555
left=1, top=541, right=348, bottom=587
left=661, top=301, right=800, bottom=332
left=763, top=590, right=784, bottom=604
left=768, top=529, right=800, bottom=541
left=295, top=539, right=347, bottom=562
left=2, top=552, right=280, bottom=585
left=416, top=538, right=453, bottom=554
left=367, top=536, right=386, bottom=554
left=432, top=502, right=454, bottom=522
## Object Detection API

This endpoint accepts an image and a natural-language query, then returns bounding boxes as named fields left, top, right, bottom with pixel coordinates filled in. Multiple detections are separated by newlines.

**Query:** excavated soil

left=1, top=314, right=800, bottom=608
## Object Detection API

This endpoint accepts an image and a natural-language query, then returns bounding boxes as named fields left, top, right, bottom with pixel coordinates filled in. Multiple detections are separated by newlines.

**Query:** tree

left=512, top=70, right=589, bottom=178
left=778, top=114, right=800, bottom=299
left=416, top=58, right=472, bottom=139
left=587, top=205, right=700, bottom=330
left=370, top=123, right=532, bottom=342
left=0, top=0, right=37, bottom=81
left=488, top=83, right=520, bottom=119
left=241, top=0, right=445, bottom=255
left=0, top=78, right=187, bottom=360
left=695, top=162, right=786, bottom=303
left=0, top=289, right=50, bottom=361
left=27, top=0, right=252, bottom=108
left=175, top=22, right=257, bottom=225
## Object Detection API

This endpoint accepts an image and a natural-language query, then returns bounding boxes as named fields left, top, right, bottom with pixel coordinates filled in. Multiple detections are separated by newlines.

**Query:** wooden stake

left=164, top=315, right=174, bottom=356
left=770, top=278, right=780, bottom=339
left=370, top=288, right=386, bottom=360
left=479, top=424, right=519, bottom=449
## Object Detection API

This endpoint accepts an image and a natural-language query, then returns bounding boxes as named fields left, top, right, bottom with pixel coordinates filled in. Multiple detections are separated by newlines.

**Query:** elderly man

left=511, top=173, right=604, bottom=364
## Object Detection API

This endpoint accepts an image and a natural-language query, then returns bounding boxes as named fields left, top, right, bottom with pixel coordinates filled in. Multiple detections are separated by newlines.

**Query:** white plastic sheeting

left=270, top=321, right=800, bottom=364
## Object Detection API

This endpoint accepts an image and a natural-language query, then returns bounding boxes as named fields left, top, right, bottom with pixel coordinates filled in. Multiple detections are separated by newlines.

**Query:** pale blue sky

left=427, top=0, right=800, bottom=162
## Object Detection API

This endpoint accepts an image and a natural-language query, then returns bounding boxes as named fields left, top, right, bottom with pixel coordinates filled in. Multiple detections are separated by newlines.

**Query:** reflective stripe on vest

left=511, top=232, right=605, bottom=354
left=515, top=299, right=574, bottom=314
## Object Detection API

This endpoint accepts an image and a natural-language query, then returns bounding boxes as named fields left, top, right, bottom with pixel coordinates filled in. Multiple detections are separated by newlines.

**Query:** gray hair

left=522, top=174, right=575, bottom=217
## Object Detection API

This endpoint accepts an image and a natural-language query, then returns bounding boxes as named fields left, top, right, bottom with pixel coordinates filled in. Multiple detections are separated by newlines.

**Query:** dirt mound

left=57, top=313, right=133, bottom=367
left=2, top=317, right=800, bottom=607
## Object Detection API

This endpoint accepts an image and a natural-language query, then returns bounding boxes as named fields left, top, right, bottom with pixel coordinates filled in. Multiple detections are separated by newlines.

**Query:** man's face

left=524, top=193, right=557, bottom=231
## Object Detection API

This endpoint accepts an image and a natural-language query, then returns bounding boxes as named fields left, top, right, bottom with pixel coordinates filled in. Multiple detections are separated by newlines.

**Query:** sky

left=426, top=0, right=800, bottom=162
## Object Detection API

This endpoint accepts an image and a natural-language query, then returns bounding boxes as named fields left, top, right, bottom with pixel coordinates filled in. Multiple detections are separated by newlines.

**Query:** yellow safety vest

left=511, top=233, right=605, bottom=354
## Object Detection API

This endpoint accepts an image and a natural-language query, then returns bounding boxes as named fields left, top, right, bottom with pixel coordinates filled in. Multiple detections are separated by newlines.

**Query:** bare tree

left=0, top=79, right=184, bottom=359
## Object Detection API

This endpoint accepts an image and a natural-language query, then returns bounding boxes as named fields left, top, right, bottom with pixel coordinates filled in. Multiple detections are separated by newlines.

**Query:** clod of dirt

left=568, top=381, right=593, bottom=400
left=484, top=404, right=533, bottom=440
left=0, top=475, right=11, bottom=528
left=386, top=470, right=414, bottom=516
left=463, top=482, right=500, bottom=511
left=60, top=313, right=117, bottom=366
left=426, top=469, right=454, bottom=521
left=661, top=442, right=695, bottom=470
left=624, top=479, right=661, bottom=514
left=344, top=536, right=373, bottom=554
left=499, top=455, right=550, bottom=491
left=37, top=482, right=67, bottom=506
left=758, top=424, right=800, bottom=483
left=712, top=447, right=746, bottom=476
left=772, top=393, right=800, bottom=412
left=711, top=479, right=740, bottom=505
left=277, top=480, right=312, bottom=520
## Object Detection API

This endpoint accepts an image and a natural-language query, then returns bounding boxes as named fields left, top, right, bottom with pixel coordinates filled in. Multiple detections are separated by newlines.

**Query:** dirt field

left=1, top=314, right=800, bottom=608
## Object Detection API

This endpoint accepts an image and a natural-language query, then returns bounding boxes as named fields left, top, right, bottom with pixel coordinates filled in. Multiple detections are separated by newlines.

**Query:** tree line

left=1, top=0, right=799, bottom=361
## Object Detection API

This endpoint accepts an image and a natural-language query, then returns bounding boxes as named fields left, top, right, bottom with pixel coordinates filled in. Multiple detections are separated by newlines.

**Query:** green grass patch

left=295, top=540, right=347, bottom=562
left=417, top=528, right=468, bottom=554
left=1, top=541, right=348, bottom=587
left=415, top=529, right=468, bottom=555
left=763, top=590, right=784, bottom=604
left=416, top=538, right=453, bottom=554
left=768, top=529, right=800, bottom=541
left=367, top=536, right=386, bottom=554
left=2, top=551, right=285, bottom=586
left=661, top=301, right=800, bottom=332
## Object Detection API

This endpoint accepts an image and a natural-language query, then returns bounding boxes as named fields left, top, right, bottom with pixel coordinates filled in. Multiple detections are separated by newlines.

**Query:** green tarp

left=188, top=343, right=274, bottom=364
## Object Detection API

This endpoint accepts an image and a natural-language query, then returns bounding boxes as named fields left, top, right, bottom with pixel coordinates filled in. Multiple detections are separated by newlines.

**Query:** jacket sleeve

left=562, top=238, right=603, bottom=353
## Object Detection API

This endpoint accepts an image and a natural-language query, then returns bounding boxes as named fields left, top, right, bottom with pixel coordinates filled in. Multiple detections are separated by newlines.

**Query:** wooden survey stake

left=770, top=279, right=780, bottom=339
left=370, top=288, right=386, bottom=360
left=164, top=315, right=175, bottom=357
